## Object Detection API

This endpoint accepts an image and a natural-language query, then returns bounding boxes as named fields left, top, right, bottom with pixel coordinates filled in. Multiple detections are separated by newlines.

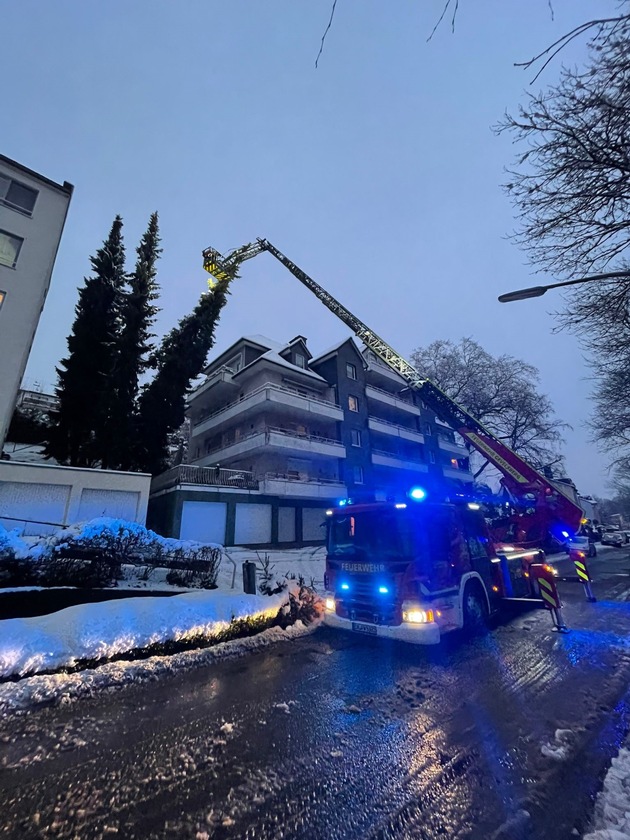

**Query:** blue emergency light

left=409, top=487, right=427, bottom=501
left=378, top=586, right=389, bottom=594
left=341, top=583, right=350, bottom=591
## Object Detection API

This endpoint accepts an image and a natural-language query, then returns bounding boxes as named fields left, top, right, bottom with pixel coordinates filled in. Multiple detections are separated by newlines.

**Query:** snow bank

left=584, top=747, right=630, bottom=839
left=0, top=619, right=318, bottom=715
left=0, top=524, right=30, bottom=559
left=0, top=589, right=286, bottom=679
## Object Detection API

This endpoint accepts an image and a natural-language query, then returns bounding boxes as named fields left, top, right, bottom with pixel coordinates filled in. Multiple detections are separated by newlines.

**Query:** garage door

left=180, top=501, right=227, bottom=545
left=234, top=503, right=272, bottom=545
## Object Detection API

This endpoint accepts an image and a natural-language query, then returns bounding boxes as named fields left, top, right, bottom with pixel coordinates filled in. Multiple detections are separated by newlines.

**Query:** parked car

left=566, top=535, right=597, bottom=557
left=601, top=531, right=625, bottom=547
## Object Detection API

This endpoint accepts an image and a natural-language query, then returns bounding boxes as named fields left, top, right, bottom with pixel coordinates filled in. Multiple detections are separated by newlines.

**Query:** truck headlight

left=402, top=601, right=434, bottom=624
left=325, top=596, right=336, bottom=612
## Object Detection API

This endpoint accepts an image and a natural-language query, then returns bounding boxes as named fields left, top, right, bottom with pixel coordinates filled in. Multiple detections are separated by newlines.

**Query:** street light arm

left=499, top=270, right=630, bottom=303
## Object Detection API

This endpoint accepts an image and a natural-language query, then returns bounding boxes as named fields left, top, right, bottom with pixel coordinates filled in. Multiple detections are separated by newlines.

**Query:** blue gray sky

left=3, top=1, right=618, bottom=495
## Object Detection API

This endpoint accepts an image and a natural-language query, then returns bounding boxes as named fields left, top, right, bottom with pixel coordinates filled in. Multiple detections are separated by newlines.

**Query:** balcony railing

left=262, top=471, right=343, bottom=486
left=365, top=384, right=419, bottom=409
left=201, top=426, right=345, bottom=460
left=368, top=415, right=424, bottom=436
left=191, top=381, right=339, bottom=430
left=151, top=465, right=259, bottom=493
left=372, top=447, right=424, bottom=462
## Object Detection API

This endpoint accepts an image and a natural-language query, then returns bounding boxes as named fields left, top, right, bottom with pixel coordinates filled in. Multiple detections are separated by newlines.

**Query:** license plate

left=352, top=621, right=377, bottom=636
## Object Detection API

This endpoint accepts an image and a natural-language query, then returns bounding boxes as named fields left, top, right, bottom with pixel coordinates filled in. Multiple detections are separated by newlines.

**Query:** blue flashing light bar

left=341, top=583, right=350, bottom=591
left=409, top=487, right=427, bottom=501
left=378, top=586, right=389, bottom=594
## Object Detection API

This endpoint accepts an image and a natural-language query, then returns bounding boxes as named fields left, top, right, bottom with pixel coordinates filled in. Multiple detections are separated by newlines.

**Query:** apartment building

left=148, top=334, right=472, bottom=547
left=0, top=155, right=73, bottom=450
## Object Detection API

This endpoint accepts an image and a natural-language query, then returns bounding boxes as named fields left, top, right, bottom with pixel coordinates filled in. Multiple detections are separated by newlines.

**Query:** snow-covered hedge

left=0, top=518, right=222, bottom=589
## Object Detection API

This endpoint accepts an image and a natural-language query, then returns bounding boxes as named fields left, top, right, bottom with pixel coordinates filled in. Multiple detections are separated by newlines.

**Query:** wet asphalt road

left=3, top=548, right=630, bottom=840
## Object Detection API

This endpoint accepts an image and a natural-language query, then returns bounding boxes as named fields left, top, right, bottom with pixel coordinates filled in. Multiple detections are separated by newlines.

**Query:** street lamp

left=498, top=271, right=630, bottom=303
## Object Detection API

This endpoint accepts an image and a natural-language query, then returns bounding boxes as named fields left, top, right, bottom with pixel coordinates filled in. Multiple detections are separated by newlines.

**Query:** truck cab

left=323, top=497, right=542, bottom=644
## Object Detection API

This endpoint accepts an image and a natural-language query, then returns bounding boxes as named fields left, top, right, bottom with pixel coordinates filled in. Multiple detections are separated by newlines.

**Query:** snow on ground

left=112, top=545, right=326, bottom=593
left=218, top=546, right=326, bottom=591
left=0, top=619, right=317, bottom=716
left=0, top=589, right=289, bottom=679
left=584, top=744, right=630, bottom=839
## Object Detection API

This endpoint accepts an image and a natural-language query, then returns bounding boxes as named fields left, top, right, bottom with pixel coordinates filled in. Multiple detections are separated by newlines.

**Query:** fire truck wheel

left=462, top=582, right=489, bottom=635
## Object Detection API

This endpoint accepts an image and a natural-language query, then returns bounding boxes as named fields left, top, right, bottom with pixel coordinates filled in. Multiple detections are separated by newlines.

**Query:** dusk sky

left=2, top=1, right=618, bottom=496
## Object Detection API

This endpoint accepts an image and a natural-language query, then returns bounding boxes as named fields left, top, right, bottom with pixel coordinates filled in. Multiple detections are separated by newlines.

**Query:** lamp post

left=498, top=270, right=630, bottom=303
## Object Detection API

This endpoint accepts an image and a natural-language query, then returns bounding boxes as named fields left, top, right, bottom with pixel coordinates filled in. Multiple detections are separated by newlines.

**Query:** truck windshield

left=328, top=512, right=411, bottom=559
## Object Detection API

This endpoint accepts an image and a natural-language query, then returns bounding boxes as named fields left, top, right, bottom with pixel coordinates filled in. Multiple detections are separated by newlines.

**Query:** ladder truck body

left=202, top=239, right=579, bottom=642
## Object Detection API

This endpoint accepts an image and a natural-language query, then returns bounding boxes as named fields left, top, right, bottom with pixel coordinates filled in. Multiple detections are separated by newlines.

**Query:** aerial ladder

left=202, top=238, right=583, bottom=549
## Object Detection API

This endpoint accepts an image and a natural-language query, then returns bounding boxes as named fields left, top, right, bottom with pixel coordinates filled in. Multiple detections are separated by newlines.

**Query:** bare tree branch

left=410, top=337, right=567, bottom=477
left=427, top=0, right=459, bottom=42
left=516, top=14, right=630, bottom=83
left=315, top=0, right=339, bottom=69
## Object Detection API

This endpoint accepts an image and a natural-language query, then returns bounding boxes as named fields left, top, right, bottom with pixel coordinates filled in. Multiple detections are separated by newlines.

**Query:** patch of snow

left=0, top=589, right=287, bottom=679
left=541, top=728, right=575, bottom=761
left=0, top=586, right=77, bottom=593
left=584, top=746, right=630, bottom=839
left=0, top=619, right=318, bottom=716
left=274, top=702, right=291, bottom=714
left=490, top=809, right=531, bottom=840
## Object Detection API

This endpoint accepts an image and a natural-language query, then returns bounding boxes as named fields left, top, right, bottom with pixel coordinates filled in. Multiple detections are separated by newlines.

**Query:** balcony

left=437, top=435, right=468, bottom=455
left=442, top=466, right=474, bottom=482
left=259, top=473, right=346, bottom=499
left=151, top=465, right=259, bottom=494
left=189, top=365, right=239, bottom=402
left=365, top=356, right=407, bottom=387
left=195, top=426, right=346, bottom=466
left=365, top=384, right=420, bottom=415
left=371, top=449, right=428, bottom=472
left=368, top=416, right=425, bottom=443
left=191, top=382, right=342, bottom=437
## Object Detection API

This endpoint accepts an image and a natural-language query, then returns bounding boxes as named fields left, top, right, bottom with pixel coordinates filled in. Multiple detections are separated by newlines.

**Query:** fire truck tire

left=462, top=582, right=489, bottom=635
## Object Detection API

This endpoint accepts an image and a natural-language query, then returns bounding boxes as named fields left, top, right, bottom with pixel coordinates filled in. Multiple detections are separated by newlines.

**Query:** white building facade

left=0, top=155, right=73, bottom=451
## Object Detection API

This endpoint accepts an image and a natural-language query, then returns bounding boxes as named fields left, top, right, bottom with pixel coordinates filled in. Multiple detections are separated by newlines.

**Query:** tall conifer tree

left=135, top=278, right=231, bottom=474
left=108, top=212, right=161, bottom=469
left=46, top=217, right=126, bottom=466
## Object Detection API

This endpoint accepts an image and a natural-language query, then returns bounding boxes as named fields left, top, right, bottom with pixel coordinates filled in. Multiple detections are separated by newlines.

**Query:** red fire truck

left=202, top=239, right=581, bottom=643
left=323, top=495, right=546, bottom=643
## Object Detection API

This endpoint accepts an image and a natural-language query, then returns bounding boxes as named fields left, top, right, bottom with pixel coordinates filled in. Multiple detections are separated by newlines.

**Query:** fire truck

left=202, top=239, right=582, bottom=642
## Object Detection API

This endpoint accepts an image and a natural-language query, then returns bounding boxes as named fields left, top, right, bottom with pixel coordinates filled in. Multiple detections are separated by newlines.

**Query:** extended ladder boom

left=202, top=239, right=583, bottom=535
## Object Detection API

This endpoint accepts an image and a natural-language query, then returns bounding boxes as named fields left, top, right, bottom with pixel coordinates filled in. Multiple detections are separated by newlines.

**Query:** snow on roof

left=236, top=349, right=328, bottom=382
left=242, top=334, right=285, bottom=352
left=310, top=336, right=362, bottom=365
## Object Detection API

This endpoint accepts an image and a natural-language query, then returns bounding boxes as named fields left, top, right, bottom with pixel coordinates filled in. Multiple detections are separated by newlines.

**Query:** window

left=428, top=450, right=436, bottom=464
left=295, top=353, right=307, bottom=369
left=450, top=458, right=460, bottom=470
left=0, top=231, right=24, bottom=268
left=353, top=466, right=364, bottom=484
left=351, top=429, right=362, bottom=447
left=0, top=175, right=38, bottom=215
left=424, top=422, right=433, bottom=436
left=225, top=353, right=242, bottom=372
left=346, top=362, right=357, bottom=380
left=348, top=395, right=359, bottom=412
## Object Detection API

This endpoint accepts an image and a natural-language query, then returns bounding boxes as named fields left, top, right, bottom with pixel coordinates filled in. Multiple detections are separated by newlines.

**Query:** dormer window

left=295, top=353, right=306, bottom=369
